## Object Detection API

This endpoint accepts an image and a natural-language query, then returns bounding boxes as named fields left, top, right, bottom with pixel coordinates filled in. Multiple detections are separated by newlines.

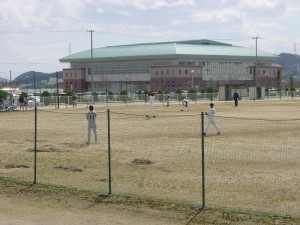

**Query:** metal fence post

left=201, top=112, right=205, bottom=208
left=107, top=109, right=112, bottom=195
left=33, top=71, right=37, bottom=184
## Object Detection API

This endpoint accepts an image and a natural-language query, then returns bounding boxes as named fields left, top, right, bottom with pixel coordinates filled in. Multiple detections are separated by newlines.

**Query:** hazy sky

left=1, top=0, right=299, bottom=79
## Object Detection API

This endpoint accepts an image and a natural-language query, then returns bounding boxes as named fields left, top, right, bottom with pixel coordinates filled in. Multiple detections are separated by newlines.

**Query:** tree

left=41, top=91, right=51, bottom=105
left=187, top=88, right=197, bottom=100
left=41, top=91, right=51, bottom=97
left=20, top=91, right=28, bottom=97
left=288, top=75, right=296, bottom=91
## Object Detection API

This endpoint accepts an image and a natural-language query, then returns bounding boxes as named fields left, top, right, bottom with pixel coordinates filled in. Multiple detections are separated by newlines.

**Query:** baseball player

left=181, top=98, right=190, bottom=111
left=146, top=92, right=156, bottom=118
left=86, top=105, right=97, bottom=144
left=204, top=103, right=220, bottom=135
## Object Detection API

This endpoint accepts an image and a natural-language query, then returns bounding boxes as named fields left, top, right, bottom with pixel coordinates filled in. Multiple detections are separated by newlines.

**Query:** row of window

left=65, top=72, right=78, bottom=77
left=68, top=61, right=278, bottom=78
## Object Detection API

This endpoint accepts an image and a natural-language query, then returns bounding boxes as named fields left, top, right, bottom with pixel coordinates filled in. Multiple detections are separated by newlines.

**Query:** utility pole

left=9, top=71, right=11, bottom=91
left=252, top=36, right=259, bottom=100
left=56, top=71, right=60, bottom=109
left=87, top=30, right=95, bottom=95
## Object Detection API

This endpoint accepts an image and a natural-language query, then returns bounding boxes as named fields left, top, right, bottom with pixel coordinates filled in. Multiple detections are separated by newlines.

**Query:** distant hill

left=14, top=71, right=63, bottom=84
left=273, top=53, right=300, bottom=79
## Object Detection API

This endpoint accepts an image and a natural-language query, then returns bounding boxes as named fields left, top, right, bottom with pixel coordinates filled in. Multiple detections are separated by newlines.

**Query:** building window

left=179, top=70, right=181, bottom=75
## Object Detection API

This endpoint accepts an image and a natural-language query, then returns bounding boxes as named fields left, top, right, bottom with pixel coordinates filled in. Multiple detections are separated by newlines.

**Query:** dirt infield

left=0, top=99, right=300, bottom=222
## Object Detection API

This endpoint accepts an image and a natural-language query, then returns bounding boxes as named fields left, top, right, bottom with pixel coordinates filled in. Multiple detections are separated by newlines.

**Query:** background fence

left=7, top=90, right=300, bottom=109
left=0, top=101, right=299, bottom=218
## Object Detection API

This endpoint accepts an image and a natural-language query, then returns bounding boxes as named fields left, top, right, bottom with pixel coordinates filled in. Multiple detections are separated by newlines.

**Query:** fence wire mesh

left=204, top=116, right=299, bottom=216
left=0, top=101, right=299, bottom=218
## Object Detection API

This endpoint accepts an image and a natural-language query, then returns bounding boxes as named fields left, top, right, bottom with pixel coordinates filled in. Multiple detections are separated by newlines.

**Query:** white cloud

left=95, top=0, right=194, bottom=10
left=0, top=0, right=299, bottom=77
left=96, top=7, right=104, bottom=13
left=115, top=10, right=131, bottom=16
left=285, top=5, right=300, bottom=16
left=191, top=8, right=243, bottom=23
left=238, top=0, right=286, bottom=16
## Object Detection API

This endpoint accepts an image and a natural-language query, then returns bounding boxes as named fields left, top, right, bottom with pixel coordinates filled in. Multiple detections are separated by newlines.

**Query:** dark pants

left=234, top=99, right=238, bottom=107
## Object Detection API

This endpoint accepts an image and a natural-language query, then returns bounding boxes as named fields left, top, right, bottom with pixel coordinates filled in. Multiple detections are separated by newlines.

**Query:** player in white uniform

left=146, top=92, right=156, bottom=118
left=204, top=103, right=220, bottom=135
left=181, top=98, right=189, bottom=111
left=86, top=105, right=97, bottom=144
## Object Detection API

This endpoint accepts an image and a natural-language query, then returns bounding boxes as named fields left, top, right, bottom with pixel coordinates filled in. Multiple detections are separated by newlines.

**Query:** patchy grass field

left=1, top=99, right=300, bottom=224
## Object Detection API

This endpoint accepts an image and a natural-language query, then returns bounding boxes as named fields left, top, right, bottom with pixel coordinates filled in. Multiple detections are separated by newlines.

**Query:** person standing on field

left=19, top=95, right=25, bottom=111
left=204, top=103, right=220, bottom=136
left=233, top=90, right=239, bottom=107
left=146, top=92, right=156, bottom=118
left=166, top=92, right=170, bottom=107
left=24, top=96, right=29, bottom=110
left=72, top=93, right=78, bottom=107
left=86, top=105, right=97, bottom=144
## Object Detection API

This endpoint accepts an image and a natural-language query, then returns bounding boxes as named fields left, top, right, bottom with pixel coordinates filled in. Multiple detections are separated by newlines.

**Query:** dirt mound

left=131, top=158, right=154, bottom=165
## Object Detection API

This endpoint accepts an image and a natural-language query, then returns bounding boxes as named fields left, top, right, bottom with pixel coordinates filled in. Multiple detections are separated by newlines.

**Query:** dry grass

left=0, top=100, right=299, bottom=217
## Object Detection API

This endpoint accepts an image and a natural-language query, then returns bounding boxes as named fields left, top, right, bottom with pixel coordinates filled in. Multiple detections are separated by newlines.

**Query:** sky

left=0, top=0, right=300, bottom=79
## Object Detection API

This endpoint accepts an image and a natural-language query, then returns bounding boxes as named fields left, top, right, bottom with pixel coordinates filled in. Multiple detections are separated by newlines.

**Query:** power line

left=0, top=30, right=87, bottom=34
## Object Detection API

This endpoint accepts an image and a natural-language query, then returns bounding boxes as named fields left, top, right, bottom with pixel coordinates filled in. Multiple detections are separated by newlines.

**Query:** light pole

left=191, top=70, right=194, bottom=90
left=125, top=75, right=128, bottom=106
left=26, top=76, right=28, bottom=94
left=252, top=36, right=259, bottom=101
left=266, top=73, right=269, bottom=101
left=87, top=30, right=95, bottom=96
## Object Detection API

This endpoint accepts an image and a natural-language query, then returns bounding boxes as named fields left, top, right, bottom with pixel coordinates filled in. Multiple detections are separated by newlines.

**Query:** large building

left=59, top=39, right=281, bottom=93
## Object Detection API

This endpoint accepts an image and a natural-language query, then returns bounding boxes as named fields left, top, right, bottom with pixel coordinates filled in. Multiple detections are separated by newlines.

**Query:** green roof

left=59, top=39, right=277, bottom=63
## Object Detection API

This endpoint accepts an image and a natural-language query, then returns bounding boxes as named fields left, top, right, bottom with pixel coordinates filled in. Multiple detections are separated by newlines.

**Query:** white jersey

left=207, top=108, right=216, bottom=121
left=86, top=111, right=97, bottom=123
left=149, top=95, right=155, bottom=103
left=182, top=99, right=189, bottom=107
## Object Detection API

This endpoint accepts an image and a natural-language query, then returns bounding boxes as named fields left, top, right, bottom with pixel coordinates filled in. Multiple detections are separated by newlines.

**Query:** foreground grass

left=1, top=177, right=299, bottom=225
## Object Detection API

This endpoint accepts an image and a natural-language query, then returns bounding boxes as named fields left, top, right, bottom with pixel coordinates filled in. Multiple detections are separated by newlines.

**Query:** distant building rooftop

left=59, top=39, right=278, bottom=63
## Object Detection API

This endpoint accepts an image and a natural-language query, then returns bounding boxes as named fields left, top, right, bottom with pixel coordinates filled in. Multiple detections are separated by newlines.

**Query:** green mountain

left=273, top=53, right=300, bottom=80
left=14, top=71, right=63, bottom=84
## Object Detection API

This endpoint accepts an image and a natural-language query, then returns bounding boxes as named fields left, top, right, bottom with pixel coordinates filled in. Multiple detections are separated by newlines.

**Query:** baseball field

left=0, top=99, right=299, bottom=224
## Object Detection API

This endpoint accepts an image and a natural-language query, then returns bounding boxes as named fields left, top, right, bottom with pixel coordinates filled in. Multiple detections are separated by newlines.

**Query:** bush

left=188, top=89, right=197, bottom=100
left=41, top=91, right=51, bottom=106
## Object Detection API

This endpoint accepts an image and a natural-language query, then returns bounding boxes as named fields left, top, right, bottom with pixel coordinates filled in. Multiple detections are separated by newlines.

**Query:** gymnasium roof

left=59, top=39, right=278, bottom=63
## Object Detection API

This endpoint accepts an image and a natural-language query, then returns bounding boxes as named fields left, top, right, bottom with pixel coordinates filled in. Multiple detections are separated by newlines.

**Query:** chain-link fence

left=0, top=103, right=299, bottom=218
